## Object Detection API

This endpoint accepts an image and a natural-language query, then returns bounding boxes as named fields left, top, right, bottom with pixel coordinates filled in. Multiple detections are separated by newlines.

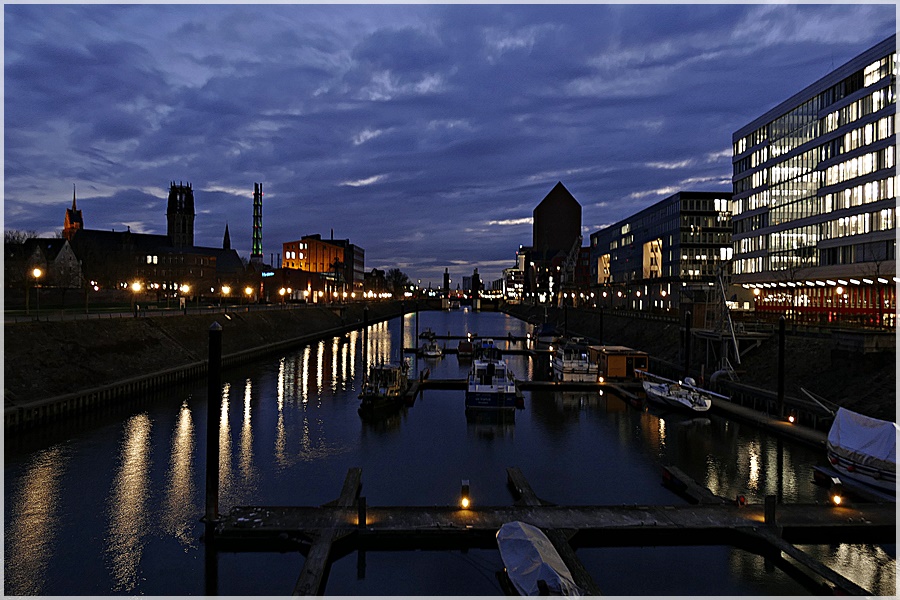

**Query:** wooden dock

left=210, top=468, right=895, bottom=596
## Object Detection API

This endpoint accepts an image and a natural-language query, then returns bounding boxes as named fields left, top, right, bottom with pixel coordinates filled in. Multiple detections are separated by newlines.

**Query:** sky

left=3, top=3, right=896, bottom=286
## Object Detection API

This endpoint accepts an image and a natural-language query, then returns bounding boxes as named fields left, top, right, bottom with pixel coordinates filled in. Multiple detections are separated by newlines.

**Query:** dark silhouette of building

left=166, top=182, right=195, bottom=248
left=532, top=181, right=581, bottom=262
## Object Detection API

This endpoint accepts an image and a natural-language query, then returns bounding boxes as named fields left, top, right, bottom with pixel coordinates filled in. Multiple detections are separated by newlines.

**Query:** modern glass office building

left=589, top=190, right=732, bottom=312
left=731, top=35, right=896, bottom=327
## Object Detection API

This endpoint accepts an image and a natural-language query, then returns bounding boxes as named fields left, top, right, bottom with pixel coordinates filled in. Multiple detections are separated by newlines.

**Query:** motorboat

left=496, top=521, right=582, bottom=596
left=358, top=360, right=411, bottom=417
left=826, top=407, right=897, bottom=493
left=636, top=370, right=726, bottom=413
left=421, top=338, right=443, bottom=358
left=533, top=322, right=560, bottom=352
left=457, top=338, right=474, bottom=359
left=465, top=339, right=522, bottom=410
left=551, top=337, right=599, bottom=382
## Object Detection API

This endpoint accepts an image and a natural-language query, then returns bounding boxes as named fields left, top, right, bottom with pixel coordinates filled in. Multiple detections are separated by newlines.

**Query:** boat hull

left=642, top=381, right=711, bottom=413
left=465, top=390, right=522, bottom=410
left=827, top=447, right=896, bottom=493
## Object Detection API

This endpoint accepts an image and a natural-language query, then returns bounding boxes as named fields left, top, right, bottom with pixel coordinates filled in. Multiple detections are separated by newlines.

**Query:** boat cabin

left=588, top=345, right=649, bottom=380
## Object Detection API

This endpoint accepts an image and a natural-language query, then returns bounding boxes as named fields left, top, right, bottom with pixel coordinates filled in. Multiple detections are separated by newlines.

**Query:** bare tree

left=4, top=229, right=37, bottom=245
left=385, top=268, right=410, bottom=297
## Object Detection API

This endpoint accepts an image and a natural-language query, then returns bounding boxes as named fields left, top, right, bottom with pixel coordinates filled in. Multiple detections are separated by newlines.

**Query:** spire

left=72, top=184, right=77, bottom=210
left=223, top=222, right=231, bottom=250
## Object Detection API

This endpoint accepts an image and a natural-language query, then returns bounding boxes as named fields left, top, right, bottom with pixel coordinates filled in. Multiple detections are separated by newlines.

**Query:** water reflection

left=218, top=383, right=235, bottom=509
left=106, top=412, right=152, bottom=592
left=5, top=444, right=69, bottom=595
left=798, top=543, right=896, bottom=594
left=163, top=400, right=196, bottom=549
left=465, top=408, right=515, bottom=439
left=240, top=378, right=257, bottom=484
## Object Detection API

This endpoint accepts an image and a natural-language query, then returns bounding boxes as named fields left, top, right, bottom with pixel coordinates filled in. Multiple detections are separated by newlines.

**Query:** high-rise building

left=589, top=190, right=732, bottom=312
left=731, top=35, right=896, bottom=327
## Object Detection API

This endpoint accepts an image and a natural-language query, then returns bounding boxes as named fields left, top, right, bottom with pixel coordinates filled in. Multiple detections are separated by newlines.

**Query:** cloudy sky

left=4, top=3, right=895, bottom=285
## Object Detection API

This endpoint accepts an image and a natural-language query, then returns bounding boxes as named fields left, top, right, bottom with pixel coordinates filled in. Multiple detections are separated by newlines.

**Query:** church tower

left=223, top=223, right=231, bottom=250
left=167, top=181, right=195, bottom=248
left=63, top=184, right=83, bottom=241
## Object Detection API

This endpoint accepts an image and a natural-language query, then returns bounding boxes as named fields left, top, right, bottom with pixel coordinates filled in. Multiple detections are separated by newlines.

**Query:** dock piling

left=205, top=322, right=223, bottom=525
left=777, top=316, right=786, bottom=418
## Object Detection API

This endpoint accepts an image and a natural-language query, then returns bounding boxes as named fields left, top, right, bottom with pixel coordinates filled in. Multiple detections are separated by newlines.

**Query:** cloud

left=3, top=4, right=895, bottom=284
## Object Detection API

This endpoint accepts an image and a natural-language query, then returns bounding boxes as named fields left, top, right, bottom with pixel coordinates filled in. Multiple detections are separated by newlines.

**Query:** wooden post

left=764, top=494, right=777, bottom=526
left=683, top=310, right=692, bottom=378
left=598, top=308, right=604, bottom=346
left=362, top=305, right=369, bottom=373
left=777, top=316, right=785, bottom=418
left=399, top=303, right=405, bottom=359
left=358, top=496, right=366, bottom=530
left=415, top=302, right=419, bottom=345
left=205, top=322, right=223, bottom=525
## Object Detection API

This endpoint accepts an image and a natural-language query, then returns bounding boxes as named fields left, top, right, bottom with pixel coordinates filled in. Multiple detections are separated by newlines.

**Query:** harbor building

left=281, top=234, right=365, bottom=300
left=589, top=190, right=733, bottom=313
left=523, top=182, right=586, bottom=303
left=731, top=35, right=896, bottom=327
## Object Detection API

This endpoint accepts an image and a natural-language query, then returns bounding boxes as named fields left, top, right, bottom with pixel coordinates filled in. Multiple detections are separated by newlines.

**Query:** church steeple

left=166, top=181, right=195, bottom=248
left=63, top=184, right=83, bottom=241
left=223, top=222, right=231, bottom=250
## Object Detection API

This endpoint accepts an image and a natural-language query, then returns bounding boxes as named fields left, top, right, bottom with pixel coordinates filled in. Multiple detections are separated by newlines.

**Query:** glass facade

left=589, top=191, right=732, bottom=311
left=731, top=35, right=897, bottom=327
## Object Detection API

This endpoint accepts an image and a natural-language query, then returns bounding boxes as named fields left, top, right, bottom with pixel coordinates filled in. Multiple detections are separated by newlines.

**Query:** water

left=4, top=309, right=895, bottom=595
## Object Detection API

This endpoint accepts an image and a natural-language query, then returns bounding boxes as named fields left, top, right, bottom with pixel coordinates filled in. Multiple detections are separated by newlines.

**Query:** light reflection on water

left=5, top=444, right=69, bottom=595
left=105, top=412, right=152, bottom=592
left=3, top=309, right=895, bottom=595
left=162, top=400, right=196, bottom=549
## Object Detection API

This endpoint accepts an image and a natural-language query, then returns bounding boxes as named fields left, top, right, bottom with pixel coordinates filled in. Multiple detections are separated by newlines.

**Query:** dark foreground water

left=4, top=309, right=895, bottom=595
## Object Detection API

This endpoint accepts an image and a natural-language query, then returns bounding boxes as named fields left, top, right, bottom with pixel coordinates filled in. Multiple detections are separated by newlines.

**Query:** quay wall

left=501, top=303, right=896, bottom=423
left=5, top=302, right=404, bottom=431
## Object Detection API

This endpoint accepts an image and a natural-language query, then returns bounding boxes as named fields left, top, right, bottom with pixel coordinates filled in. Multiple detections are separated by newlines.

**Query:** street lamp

left=31, top=267, right=43, bottom=315
left=244, top=286, right=253, bottom=305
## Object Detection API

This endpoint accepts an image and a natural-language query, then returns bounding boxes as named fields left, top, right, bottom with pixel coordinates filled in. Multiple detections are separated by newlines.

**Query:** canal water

left=4, top=309, right=895, bottom=595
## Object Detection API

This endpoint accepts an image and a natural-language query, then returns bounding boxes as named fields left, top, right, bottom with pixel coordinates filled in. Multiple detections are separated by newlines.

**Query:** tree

left=5, top=229, right=37, bottom=245
left=385, top=268, right=410, bottom=297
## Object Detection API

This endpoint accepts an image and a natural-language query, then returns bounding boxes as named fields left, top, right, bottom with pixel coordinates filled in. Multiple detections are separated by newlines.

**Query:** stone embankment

left=5, top=302, right=404, bottom=429
left=502, top=303, right=896, bottom=422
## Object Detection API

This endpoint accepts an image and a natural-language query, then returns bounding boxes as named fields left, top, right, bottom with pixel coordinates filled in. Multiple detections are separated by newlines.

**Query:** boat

left=421, top=338, right=443, bottom=358
left=358, top=360, right=411, bottom=417
left=457, top=338, right=474, bottom=359
left=826, top=407, right=897, bottom=493
left=465, top=339, right=523, bottom=410
left=635, top=370, right=726, bottom=413
left=551, top=337, right=599, bottom=382
left=533, top=322, right=560, bottom=352
left=496, top=521, right=583, bottom=596
left=449, top=300, right=461, bottom=310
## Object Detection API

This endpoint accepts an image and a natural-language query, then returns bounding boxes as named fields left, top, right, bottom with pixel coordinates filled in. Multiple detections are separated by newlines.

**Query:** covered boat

left=465, top=339, right=522, bottom=410
left=496, top=521, right=582, bottom=596
left=827, top=407, right=897, bottom=493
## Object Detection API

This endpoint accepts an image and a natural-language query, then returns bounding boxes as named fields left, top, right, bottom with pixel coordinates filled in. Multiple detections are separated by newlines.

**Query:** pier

left=211, top=467, right=894, bottom=596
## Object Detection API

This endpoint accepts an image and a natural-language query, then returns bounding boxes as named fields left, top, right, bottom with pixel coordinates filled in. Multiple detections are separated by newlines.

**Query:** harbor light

left=460, top=479, right=471, bottom=509
left=787, top=414, right=795, bottom=424
left=829, top=477, right=844, bottom=506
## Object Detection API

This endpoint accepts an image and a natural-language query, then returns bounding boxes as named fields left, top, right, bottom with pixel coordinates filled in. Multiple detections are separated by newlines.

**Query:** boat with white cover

left=826, top=407, right=897, bottom=493
left=496, top=521, right=582, bottom=596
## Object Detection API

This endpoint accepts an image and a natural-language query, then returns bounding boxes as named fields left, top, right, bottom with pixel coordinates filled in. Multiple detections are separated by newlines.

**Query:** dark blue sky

left=4, top=4, right=895, bottom=284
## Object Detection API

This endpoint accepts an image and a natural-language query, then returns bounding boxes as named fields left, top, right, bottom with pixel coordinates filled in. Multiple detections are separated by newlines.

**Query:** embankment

left=502, top=303, right=896, bottom=422
left=5, top=303, right=404, bottom=430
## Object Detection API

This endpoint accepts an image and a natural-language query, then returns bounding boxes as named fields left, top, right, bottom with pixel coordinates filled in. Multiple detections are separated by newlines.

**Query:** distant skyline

left=4, top=4, right=895, bottom=284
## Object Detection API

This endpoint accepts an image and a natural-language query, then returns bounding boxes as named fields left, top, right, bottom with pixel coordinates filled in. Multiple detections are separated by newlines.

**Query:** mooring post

left=683, top=310, right=692, bottom=378
left=399, top=303, right=405, bottom=357
left=764, top=494, right=777, bottom=526
left=415, top=302, right=419, bottom=345
left=362, top=305, right=369, bottom=373
left=598, top=307, right=604, bottom=346
left=205, top=322, right=223, bottom=525
left=777, top=316, right=786, bottom=418
left=358, top=496, right=366, bottom=530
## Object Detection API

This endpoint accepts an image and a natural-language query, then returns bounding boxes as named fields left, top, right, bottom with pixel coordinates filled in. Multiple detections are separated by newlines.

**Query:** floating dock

left=210, top=467, right=894, bottom=596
